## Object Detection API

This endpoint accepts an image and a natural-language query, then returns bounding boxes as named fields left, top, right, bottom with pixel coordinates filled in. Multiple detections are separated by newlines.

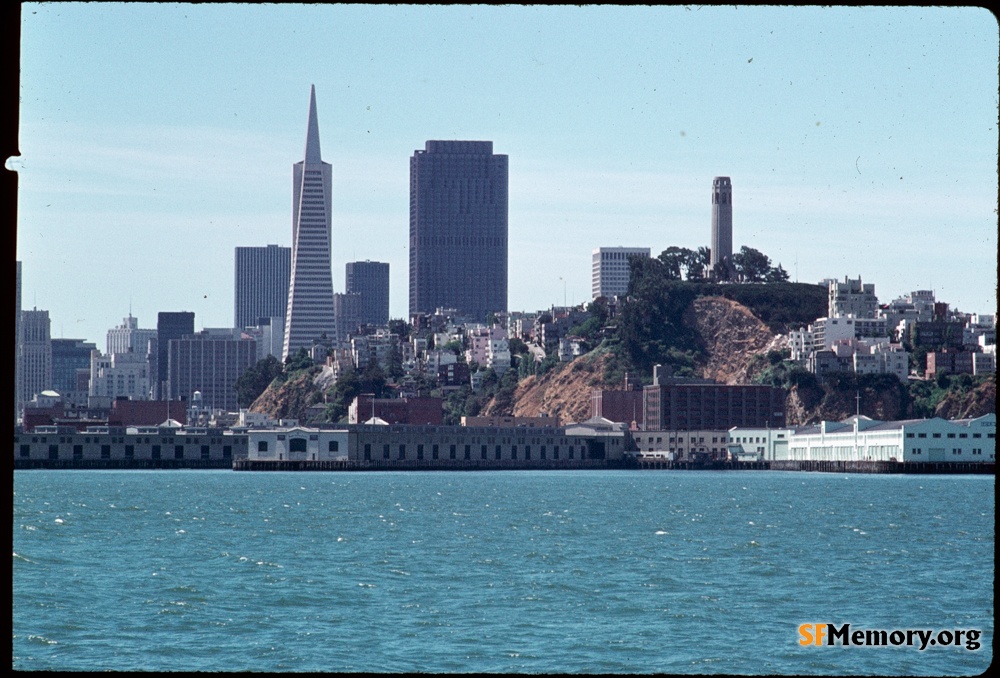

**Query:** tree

left=235, top=355, right=285, bottom=408
left=765, top=263, right=790, bottom=282
left=686, top=247, right=710, bottom=281
left=657, top=246, right=692, bottom=281
left=732, top=246, right=772, bottom=282
left=284, top=347, right=314, bottom=372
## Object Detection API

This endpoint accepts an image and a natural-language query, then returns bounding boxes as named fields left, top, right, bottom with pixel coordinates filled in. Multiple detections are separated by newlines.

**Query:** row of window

left=907, top=432, right=989, bottom=439
left=361, top=442, right=578, bottom=461
left=19, top=444, right=233, bottom=460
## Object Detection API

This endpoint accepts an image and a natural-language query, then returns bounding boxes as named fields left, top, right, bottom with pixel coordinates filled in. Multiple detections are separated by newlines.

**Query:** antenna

left=856, top=390, right=861, bottom=417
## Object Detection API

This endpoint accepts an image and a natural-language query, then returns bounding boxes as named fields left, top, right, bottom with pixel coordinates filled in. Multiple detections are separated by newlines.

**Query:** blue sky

left=14, top=4, right=999, bottom=346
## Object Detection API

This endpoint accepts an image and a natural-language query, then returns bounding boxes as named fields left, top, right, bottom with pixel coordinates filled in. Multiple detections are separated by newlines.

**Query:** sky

left=13, top=4, right=999, bottom=347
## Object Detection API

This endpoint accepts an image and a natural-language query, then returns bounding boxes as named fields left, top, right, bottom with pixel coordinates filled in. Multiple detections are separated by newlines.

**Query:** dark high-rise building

left=234, top=244, right=291, bottom=331
left=710, top=176, right=733, bottom=272
left=156, top=311, right=195, bottom=399
left=346, top=260, right=389, bottom=327
left=50, top=339, right=96, bottom=395
left=409, top=140, right=508, bottom=321
left=283, top=85, right=336, bottom=359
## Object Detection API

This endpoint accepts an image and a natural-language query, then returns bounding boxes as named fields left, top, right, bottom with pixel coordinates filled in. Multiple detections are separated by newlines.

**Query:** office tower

left=106, top=314, right=157, bottom=357
left=592, top=247, right=651, bottom=299
left=346, top=260, right=390, bottom=326
left=89, top=349, right=152, bottom=400
left=409, top=140, right=508, bottom=321
left=167, top=330, right=257, bottom=412
left=234, top=244, right=291, bottom=331
left=156, top=311, right=195, bottom=399
left=333, top=292, right=362, bottom=347
left=283, top=85, right=336, bottom=360
left=710, top=176, right=733, bottom=272
left=19, top=308, right=52, bottom=406
left=51, top=339, right=96, bottom=394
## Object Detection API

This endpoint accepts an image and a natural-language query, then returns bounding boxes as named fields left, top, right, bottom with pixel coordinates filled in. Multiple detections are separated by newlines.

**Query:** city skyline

left=13, top=4, right=999, bottom=346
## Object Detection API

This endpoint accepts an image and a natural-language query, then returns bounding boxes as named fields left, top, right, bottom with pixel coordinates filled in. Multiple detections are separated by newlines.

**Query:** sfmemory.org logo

left=799, top=624, right=982, bottom=651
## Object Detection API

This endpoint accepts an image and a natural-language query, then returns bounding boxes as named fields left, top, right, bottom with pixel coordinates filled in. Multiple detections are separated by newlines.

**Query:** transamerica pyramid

left=282, top=85, right=337, bottom=360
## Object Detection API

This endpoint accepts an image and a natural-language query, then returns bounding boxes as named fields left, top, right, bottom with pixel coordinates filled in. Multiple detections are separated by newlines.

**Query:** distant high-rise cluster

left=409, top=140, right=508, bottom=322
left=710, top=176, right=733, bottom=272
left=283, top=85, right=337, bottom=359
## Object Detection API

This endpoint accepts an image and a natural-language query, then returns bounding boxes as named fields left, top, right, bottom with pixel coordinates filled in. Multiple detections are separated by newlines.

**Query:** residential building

left=591, top=247, right=650, bottom=299
left=828, top=276, right=878, bottom=319
left=710, top=176, right=733, bottom=271
left=409, top=140, right=508, bottom=321
left=345, top=260, right=390, bottom=327
left=15, top=261, right=22, bottom=425
left=283, top=85, right=337, bottom=359
left=234, top=244, right=291, bottom=331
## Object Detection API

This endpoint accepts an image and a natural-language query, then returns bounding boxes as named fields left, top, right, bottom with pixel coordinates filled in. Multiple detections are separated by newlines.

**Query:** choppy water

left=12, top=470, right=994, bottom=674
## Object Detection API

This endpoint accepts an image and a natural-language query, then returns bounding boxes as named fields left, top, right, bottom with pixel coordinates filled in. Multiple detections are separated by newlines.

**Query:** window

left=495, top=446, right=501, bottom=460
left=223, top=446, right=232, bottom=459
left=450, top=445, right=456, bottom=460
left=101, top=445, right=111, bottom=460
left=328, top=440, right=339, bottom=452
left=947, top=433, right=956, bottom=439
left=398, top=445, right=406, bottom=460
left=383, top=444, right=390, bottom=459
left=258, top=441, right=268, bottom=452
left=417, top=444, right=424, bottom=460
left=73, top=445, right=82, bottom=460
left=364, top=444, right=371, bottom=461
left=152, top=445, right=161, bottom=460
left=201, top=445, right=210, bottom=460
left=174, top=445, right=184, bottom=460
left=290, top=438, right=307, bottom=453
left=125, top=445, right=135, bottom=459
left=906, top=433, right=915, bottom=438
left=49, top=444, right=60, bottom=460
left=19, top=444, right=29, bottom=458
left=432, top=444, right=439, bottom=460
left=932, top=433, right=941, bottom=439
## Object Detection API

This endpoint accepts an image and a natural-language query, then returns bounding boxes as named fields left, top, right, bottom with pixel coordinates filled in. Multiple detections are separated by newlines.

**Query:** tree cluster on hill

left=652, top=245, right=789, bottom=283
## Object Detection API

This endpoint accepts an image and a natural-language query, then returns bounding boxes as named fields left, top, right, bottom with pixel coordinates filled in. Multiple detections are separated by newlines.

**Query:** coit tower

left=710, top=176, right=733, bottom=271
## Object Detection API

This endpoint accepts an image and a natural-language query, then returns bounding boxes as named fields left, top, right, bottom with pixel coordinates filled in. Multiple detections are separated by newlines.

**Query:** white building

left=106, top=314, right=157, bottom=357
left=247, top=426, right=349, bottom=461
left=726, top=426, right=796, bottom=461
left=89, top=349, right=152, bottom=400
left=828, top=276, right=877, bottom=319
left=786, top=414, right=995, bottom=463
left=592, top=247, right=650, bottom=299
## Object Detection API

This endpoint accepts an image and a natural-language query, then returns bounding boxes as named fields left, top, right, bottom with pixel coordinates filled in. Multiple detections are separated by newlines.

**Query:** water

left=12, top=470, right=994, bottom=674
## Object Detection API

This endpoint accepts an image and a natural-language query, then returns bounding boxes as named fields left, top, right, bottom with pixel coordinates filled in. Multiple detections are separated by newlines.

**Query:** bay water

left=12, top=470, right=994, bottom=674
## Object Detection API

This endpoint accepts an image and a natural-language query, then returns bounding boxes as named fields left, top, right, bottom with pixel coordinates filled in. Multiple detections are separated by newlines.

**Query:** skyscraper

left=234, top=244, right=291, bottom=330
left=409, top=140, right=508, bottom=321
left=156, top=311, right=195, bottom=400
left=19, top=308, right=52, bottom=406
left=710, top=176, right=733, bottom=272
left=346, top=260, right=390, bottom=327
left=283, top=85, right=336, bottom=360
